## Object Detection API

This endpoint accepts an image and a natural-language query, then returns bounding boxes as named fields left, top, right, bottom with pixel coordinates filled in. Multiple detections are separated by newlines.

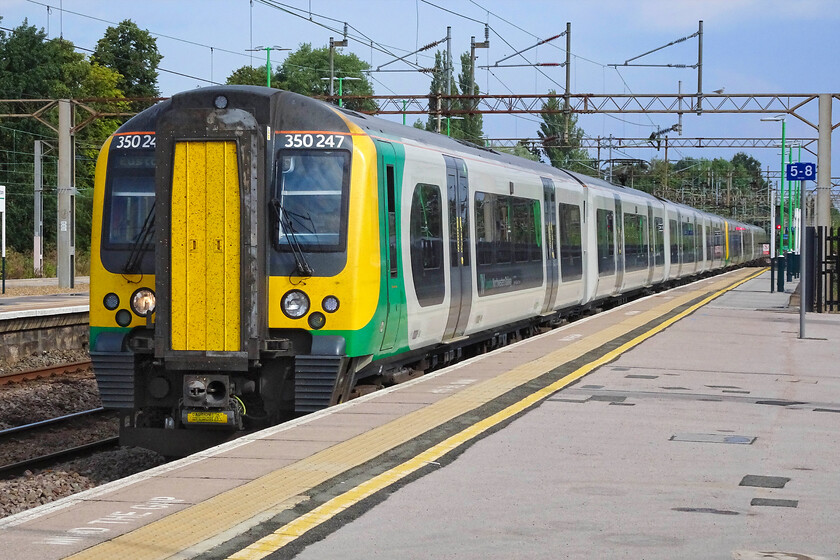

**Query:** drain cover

left=750, top=498, right=798, bottom=508
left=670, top=433, right=755, bottom=444
left=756, top=399, right=805, bottom=406
left=589, top=395, right=626, bottom=403
left=672, top=507, right=739, bottom=516
left=740, top=475, right=790, bottom=488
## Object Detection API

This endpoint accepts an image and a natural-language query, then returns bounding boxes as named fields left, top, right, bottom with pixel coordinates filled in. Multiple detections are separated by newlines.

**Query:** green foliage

left=424, top=51, right=453, bottom=133
left=227, top=65, right=270, bottom=87
left=92, top=20, right=162, bottom=100
left=418, top=50, right=485, bottom=142
left=228, top=43, right=378, bottom=112
left=0, top=17, right=131, bottom=260
left=538, top=90, right=592, bottom=173
left=495, top=143, right=540, bottom=161
left=0, top=247, right=90, bottom=279
left=454, top=52, right=483, bottom=143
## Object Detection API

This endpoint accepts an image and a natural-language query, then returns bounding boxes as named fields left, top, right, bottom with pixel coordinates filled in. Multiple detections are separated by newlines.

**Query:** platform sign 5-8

left=786, top=162, right=816, bottom=181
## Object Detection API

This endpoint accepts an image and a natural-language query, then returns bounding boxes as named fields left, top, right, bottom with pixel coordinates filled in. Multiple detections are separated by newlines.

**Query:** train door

left=646, top=204, right=655, bottom=285
left=613, top=195, right=624, bottom=293
left=669, top=210, right=681, bottom=278
left=375, top=140, right=403, bottom=351
left=169, top=141, right=243, bottom=353
left=540, top=177, right=558, bottom=312
left=443, top=155, right=472, bottom=341
left=724, top=221, right=730, bottom=264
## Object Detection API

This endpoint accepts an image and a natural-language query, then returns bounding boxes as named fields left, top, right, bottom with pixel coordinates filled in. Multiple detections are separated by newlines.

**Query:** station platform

left=2, top=268, right=839, bottom=560
left=0, top=277, right=89, bottom=319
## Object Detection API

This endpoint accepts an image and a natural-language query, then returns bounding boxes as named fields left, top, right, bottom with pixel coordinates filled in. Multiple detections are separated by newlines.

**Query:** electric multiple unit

left=89, top=86, right=767, bottom=456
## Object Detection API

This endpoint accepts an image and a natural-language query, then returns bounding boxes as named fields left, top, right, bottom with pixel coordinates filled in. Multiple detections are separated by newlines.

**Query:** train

left=89, top=85, right=768, bottom=456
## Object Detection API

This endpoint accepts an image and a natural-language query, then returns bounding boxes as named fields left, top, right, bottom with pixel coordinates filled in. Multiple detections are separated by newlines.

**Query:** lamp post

left=761, top=116, right=786, bottom=254
left=446, top=115, right=464, bottom=137
left=247, top=45, right=289, bottom=87
left=321, top=76, right=360, bottom=107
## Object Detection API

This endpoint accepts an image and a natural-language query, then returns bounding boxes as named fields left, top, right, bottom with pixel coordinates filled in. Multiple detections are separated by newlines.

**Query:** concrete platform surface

left=292, top=271, right=840, bottom=560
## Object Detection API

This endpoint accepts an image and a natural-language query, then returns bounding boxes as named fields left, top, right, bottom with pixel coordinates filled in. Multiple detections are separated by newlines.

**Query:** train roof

left=115, top=99, right=172, bottom=134
left=125, top=86, right=764, bottom=233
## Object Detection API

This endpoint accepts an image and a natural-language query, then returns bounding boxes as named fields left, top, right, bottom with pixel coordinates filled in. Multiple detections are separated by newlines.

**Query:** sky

left=3, top=0, right=840, bottom=193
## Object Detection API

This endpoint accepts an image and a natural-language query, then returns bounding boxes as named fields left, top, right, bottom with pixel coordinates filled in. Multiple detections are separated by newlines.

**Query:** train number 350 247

left=114, top=134, right=156, bottom=149
left=281, top=133, right=345, bottom=149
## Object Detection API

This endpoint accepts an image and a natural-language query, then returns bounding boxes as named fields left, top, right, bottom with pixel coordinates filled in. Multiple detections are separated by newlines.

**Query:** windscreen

left=275, top=150, right=350, bottom=251
left=104, top=151, right=155, bottom=248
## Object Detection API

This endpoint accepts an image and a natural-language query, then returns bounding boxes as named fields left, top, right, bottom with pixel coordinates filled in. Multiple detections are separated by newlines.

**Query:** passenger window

left=474, top=192, right=543, bottom=296
left=682, top=220, right=695, bottom=263
left=386, top=165, right=397, bottom=279
left=669, top=219, right=679, bottom=264
left=409, top=184, right=444, bottom=306
left=558, top=202, right=582, bottom=281
left=596, top=208, right=615, bottom=276
left=623, top=213, right=648, bottom=272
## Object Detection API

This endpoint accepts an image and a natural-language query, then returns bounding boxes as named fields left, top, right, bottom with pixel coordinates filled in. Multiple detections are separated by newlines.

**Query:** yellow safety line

left=228, top=267, right=768, bottom=559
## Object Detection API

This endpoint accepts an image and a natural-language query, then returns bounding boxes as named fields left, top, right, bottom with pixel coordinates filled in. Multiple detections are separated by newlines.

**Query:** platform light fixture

left=247, top=46, right=289, bottom=88
left=760, top=116, right=787, bottom=254
left=321, top=76, right=361, bottom=108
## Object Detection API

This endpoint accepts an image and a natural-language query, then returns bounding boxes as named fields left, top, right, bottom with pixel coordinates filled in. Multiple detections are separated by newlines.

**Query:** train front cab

left=89, top=105, right=165, bottom=421
left=99, top=88, right=385, bottom=455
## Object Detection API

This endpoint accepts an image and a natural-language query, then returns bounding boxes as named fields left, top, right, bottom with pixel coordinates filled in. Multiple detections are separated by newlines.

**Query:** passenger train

left=89, top=86, right=767, bottom=456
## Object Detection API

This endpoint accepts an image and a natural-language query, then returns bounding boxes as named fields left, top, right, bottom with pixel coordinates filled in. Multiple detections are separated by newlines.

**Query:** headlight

left=131, top=288, right=156, bottom=316
left=322, top=295, right=340, bottom=313
left=282, top=290, right=310, bottom=319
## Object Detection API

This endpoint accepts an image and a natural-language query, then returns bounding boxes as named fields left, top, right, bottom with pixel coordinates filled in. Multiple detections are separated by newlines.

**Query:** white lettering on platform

left=36, top=496, right=185, bottom=546
left=431, top=378, right=478, bottom=394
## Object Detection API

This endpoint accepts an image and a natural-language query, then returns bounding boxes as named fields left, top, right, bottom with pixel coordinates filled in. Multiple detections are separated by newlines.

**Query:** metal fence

left=807, top=227, right=840, bottom=313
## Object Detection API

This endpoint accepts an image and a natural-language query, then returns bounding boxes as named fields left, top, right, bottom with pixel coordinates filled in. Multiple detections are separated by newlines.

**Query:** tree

left=92, top=20, right=161, bottom=101
left=424, top=51, right=455, bottom=134
left=496, top=142, right=540, bottom=161
left=0, top=21, right=68, bottom=253
left=53, top=39, right=127, bottom=254
left=538, top=90, right=591, bottom=173
left=0, top=20, right=126, bottom=256
left=454, top=52, right=484, bottom=144
left=227, top=65, right=270, bottom=87
left=228, top=43, right=378, bottom=112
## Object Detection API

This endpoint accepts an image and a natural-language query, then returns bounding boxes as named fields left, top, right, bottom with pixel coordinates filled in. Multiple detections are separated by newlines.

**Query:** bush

left=1, top=247, right=90, bottom=279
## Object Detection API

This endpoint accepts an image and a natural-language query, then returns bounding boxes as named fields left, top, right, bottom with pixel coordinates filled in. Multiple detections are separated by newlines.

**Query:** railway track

left=0, top=360, right=92, bottom=386
left=0, top=408, right=119, bottom=478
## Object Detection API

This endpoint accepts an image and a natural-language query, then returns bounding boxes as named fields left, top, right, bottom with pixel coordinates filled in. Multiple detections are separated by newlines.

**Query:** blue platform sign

left=786, top=162, right=816, bottom=181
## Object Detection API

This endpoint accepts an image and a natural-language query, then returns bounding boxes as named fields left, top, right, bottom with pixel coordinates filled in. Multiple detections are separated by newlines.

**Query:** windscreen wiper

left=270, top=197, right=313, bottom=277
left=123, top=204, right=155, bottom=276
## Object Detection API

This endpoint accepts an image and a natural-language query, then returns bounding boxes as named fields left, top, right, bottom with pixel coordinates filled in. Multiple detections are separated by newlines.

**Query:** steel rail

left=0, top=437, right=119, bottom=478
left=0, top=360, right=93, bottom=386
left=0, top=407, right=105, bottom=438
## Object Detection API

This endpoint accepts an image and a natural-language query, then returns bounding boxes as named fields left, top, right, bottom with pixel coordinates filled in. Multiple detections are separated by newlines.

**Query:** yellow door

left=170, top=141, right=241, bottom=351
